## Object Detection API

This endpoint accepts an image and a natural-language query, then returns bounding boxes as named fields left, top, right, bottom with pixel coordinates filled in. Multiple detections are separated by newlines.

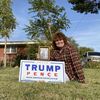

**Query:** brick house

left=0, top=41, right=37, bottom=66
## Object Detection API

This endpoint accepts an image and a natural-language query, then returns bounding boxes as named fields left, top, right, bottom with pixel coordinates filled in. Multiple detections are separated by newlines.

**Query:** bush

left=12, top=53, right=27, bottom=67
left=26, top=44, right=38, bottom=60
left=0, top=61, right=4, bottom=68
left=84, top=61, right=100, bottom=69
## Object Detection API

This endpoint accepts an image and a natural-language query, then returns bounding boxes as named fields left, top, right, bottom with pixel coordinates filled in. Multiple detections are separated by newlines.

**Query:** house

left=0, top=41, right=37, bottom=66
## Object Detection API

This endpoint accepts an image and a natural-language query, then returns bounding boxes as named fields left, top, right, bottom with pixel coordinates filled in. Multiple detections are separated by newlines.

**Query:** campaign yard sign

left=19, top=60, right=68, bottom=83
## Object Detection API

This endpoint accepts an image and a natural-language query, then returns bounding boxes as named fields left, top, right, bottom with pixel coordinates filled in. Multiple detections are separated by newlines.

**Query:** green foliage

left=0, top=61, right=4, bottom=67
left=68, top=0, right=100, bottom=14
left=0, top=0, right=16, bottom=67
left=24, top=0, right=70, bottom=41
left=13, top=53, right=27, bottom=67
left=12, top=44, right=39, bottom=67
left=84, top=61, right=100, bottom=69
left=26, top=42, right=52, bottom=60
left=0, top=0, right=16, bottom=37
left=78, top=47, right=94, bottom=58
left=26, top=44, right=38, bottom=60
left=68, top=37, right=79, bottom=49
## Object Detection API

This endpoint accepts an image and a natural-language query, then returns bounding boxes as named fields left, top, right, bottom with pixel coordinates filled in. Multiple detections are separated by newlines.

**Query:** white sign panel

left=19, top=60, right=68, bottom=83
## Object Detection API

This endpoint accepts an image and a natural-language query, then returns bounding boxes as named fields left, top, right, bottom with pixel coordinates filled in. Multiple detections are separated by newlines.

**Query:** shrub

left=12, top=53, right=27, bottom=67
left=0, top=61, right=4, bottom=68
left=26, top=44, right=38, bottom=60
left=84, top=61, right=100, bottom=69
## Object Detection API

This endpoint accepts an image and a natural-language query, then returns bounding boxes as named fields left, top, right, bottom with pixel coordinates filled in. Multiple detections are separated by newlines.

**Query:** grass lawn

left=0, top=67, right=100, bottom=100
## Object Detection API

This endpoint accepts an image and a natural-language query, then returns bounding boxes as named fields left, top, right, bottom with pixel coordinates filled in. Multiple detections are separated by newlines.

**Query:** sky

left=0, top=0, right=100, bottom=52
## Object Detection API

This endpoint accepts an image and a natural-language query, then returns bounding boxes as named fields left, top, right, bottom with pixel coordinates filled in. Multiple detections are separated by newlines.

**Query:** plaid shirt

left=50, top=44, right=85, bottom=83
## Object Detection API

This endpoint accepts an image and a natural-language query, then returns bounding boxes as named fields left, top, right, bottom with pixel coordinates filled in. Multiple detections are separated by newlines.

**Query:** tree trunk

left=4, top=36, right=7, bottom=67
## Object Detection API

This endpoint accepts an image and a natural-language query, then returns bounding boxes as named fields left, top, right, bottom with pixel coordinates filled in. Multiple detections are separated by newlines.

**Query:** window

left=5, top=46, right=17, bottom=54
left=83, top=52, right=100, bottom=62
left=88, top=52, right=100, bottom=56
left=38, top=46, right=50, bottom=60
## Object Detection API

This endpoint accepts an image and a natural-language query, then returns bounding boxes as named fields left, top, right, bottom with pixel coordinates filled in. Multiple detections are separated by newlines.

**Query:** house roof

left=0, top=41, right=37, bottom=45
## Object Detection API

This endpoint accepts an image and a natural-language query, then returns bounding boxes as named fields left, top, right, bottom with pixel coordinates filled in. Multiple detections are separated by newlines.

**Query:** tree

left=26, top=44, right=38, bottom=60
left=68, top=37, right=79, bottom=49
left=68, top=0, right=100, bottom=14
left=0, top=0, right=16, bottom=67
left=78, top=47, right=94, bottom=58
left=24, top=0, right=70, bottom=41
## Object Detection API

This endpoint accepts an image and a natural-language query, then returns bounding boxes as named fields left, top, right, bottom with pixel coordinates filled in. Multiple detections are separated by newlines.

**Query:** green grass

left=0, top=67, right=100, bottom=100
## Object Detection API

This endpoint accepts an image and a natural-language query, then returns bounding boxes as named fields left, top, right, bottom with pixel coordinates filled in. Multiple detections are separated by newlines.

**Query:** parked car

left=81, top=51, right=100, bottom=66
